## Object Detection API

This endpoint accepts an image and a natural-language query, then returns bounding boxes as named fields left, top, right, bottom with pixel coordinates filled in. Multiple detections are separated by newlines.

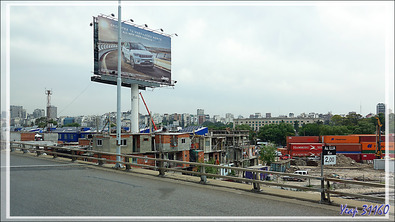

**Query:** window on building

left=97, top=139, right=103, bottom=146
left=143, top=138, right=149, bottom=142
left=132, top=158, right=137, bottom=163
left=181, top=138, right=186, bottom=143
left=121, top=139, right=127, bottom=146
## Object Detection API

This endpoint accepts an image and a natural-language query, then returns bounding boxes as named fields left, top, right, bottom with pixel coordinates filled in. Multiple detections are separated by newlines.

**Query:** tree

left=330, top=115, right=344, bottom=126
left=352, top=118, right=375, bottom=134
left=259, top=144, right=276, bottom=166
left=389, top=113, right=395, bottom=134
left=293, top=120, right=300, bottom=133
left=257, top=123, right=295, bottom=146
left=35, top=117, right=47, bottom=128
left=235, top=124, right=251, bottom=130
left=298, top=123, right=320, bottom=136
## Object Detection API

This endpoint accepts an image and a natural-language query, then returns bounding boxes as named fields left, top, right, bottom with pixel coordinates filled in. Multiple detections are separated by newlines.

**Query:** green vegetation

left=196, top=159, right=218, bottom=178
left=259, top=144, right=276, bottom=166
left=298, top=113, right=384, bottom=136
left=35, top=117, right=57, bottom=128
left=257, top=122, right=295, bottom=146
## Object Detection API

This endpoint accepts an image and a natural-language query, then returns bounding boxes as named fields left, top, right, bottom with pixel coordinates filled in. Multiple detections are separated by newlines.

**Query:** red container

left=359, top=135, right=385, bottom=143
left=289, top=143, right=323, bottom=151
left=21, top=133, right=35, bottom=141
left=290, top=150, right=321, bottom=157
left=361, top=153, right=376, bottom=161
left=327, top=143, right=361, bottom=152
left=286, top=136, right=319, bottom=144
left=342, top=153, right=361, bottom=163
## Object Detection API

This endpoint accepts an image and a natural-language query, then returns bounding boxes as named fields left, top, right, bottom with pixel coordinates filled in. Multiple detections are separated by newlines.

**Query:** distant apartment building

left=377, top=103, right=385, bottom=114
left=225, top=113, right=234, bottom=124
left=197, top=109, right=205, bottom=125
left=33, top=109, right=45, bottom=118
left=10, top=105, right=26, bottom=119
left=289, top=113, right=294, bottom=118
left=265, top=113, right=271, bottom=118
left=234, top=117, right=324, bottom=131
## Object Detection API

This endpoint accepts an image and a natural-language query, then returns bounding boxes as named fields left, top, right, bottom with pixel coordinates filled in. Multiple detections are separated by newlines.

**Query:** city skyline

left=2, top=1, right=394, bottom=119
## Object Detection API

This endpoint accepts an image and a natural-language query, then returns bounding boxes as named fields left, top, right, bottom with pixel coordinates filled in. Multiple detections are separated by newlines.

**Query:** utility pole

left=115, top=0, right=123, bottom=168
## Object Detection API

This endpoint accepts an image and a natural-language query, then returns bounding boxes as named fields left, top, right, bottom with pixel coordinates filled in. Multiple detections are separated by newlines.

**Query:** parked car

left=122, top=42, right=154, bottom=69
left=280, top=154, right=291, bottom=160
left=282, top=170, right=308, bottom=182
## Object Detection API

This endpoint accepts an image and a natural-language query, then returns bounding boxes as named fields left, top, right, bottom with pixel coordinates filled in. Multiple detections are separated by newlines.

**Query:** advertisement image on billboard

left=94, top=15, right=171, bottom=86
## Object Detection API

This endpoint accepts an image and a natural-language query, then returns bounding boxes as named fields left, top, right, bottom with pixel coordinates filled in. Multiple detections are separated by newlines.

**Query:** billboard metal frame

left=92, top=14, right=174, bottom=89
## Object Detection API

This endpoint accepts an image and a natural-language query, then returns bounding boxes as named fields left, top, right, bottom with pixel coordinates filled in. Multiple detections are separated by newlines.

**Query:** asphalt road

left=8, top=153, right=342, bottom=217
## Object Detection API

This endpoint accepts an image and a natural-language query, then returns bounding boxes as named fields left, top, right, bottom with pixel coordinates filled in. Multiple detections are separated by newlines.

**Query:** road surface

left=7, top=153, right=343, bottom=218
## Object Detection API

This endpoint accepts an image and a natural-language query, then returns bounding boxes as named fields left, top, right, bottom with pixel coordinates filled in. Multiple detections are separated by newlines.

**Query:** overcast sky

left=2, top=1, right=394, bottom=119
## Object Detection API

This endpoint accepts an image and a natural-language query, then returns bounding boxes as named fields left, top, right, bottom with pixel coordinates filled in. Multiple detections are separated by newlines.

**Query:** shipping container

left=20, top=133, right=36, bottom=141
left=342, top=153, right=361, bottom=163
left=323, top=135, right=360, bottom=144
left=286, top=136, right=319, bottom=144
left=361, top=142, right=395, bottom=152
left=361, top=153, right=376, bottom=161
left=289, top=143, right=324, bottom=151
left=359, top=135, right=385, bottom=143
left=327, top=143, right=361, bottom=152
left=290, top=150, right=321, bottom=157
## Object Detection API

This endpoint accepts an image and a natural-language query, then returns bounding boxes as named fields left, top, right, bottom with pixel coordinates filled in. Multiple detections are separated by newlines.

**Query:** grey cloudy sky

left=2, top=1, right=394, bottom=118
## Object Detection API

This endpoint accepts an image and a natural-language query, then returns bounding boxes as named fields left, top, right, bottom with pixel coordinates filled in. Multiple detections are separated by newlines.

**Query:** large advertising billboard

left=93, top=15, right=171, bottom=86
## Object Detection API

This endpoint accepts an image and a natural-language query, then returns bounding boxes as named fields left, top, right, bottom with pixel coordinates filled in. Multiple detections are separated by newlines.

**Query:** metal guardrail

left=9, top=141, right=390, bottom=204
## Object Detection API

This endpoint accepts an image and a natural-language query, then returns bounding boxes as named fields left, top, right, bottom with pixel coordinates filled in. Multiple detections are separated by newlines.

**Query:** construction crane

left=375, top=116, right=383, bottom=159
left=139, top=92, right=158, bottom=132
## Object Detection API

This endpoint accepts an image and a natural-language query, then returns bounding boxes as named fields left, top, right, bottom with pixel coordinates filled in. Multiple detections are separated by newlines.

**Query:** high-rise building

left=377, top=103, right=385, bottom=115
left=266, top=113, right=271, bottom=118
left=197, top=109, right=205, bottom=125
left=10, top=105, right=26, bottom=119
left=33, top=109, right=45, bottom=118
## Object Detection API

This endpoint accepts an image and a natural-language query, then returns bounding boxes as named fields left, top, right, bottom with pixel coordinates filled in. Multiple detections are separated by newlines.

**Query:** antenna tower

left=45, top=89, right=52, bottom=119
left=45, top=89, right=53, bottom=131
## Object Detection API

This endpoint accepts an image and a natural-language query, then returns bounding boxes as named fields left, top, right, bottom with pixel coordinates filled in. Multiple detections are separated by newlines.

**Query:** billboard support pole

left=131, top=84, right=139, bottom=133
left=115, top=0, right=122, bottom=168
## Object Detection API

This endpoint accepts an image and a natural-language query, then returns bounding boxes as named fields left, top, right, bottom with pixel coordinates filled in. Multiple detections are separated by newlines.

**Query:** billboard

left=93, top=15, right=171, bottom=86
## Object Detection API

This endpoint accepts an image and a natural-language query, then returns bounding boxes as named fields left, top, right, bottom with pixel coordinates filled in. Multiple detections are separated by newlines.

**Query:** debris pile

left=291, top=159, right=306, bottom=166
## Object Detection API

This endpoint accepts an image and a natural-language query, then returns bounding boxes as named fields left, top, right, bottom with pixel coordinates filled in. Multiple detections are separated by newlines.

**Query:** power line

left=58, top=82, right=92, bottom=116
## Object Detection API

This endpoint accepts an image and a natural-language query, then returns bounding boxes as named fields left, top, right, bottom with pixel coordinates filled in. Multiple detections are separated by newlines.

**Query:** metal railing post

left=71, top=149, right=76, bottom=162
left=158, top=154, right=165, bottom=177
left=252, top=172, right=261, bottom=192
left=22, top=144, right=28, bottom=154
left=98, top=154, right=103, bottom=166
left=326, top=180, right=331, bottom=203
left=125, top=156, right=131, bottom=171
left=53, top=147, right=57, bottom=159
left=200, top=165, right=207, bottom=184
left=36, top=146, right=41, bottom=156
